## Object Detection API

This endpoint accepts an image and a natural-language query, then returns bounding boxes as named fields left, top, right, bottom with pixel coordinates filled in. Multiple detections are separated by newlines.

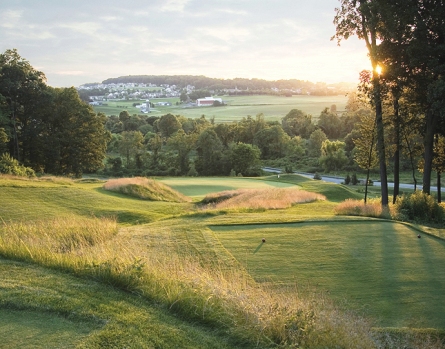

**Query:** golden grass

left=334, top=199, right=390, bottom=219
left=0, top=216, right=118, bottom=255
left=103, top=177, right=191, bottom=203
left=201, top=188, right=326, bottom=210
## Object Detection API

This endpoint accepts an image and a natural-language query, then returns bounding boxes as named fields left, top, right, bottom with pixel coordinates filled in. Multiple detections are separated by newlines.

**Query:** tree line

left=101, top=75, right=349, bottom=95
left=333, top=0, right=445, bottom=205
left=0, top=49, right=110, bottom=177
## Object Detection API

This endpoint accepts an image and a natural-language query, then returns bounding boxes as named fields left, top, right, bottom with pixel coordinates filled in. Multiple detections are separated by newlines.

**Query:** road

left=263, top=167, right=444, bottom=192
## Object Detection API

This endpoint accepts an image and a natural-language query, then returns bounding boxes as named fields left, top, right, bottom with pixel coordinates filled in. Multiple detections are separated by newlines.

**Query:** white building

left=196, top=97, right=222, bottom=106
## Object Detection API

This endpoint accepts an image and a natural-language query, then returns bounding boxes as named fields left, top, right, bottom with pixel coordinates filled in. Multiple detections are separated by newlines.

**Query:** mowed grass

left=211, top=221, right=445, bottom=329
left=93, top=94, right=348, bottom=122
left=0, top=259, right=238, bottom=349
left=159, top=176, right=296, bottom=199
left=0, top=178, right=189, bottom=224
left=1, top=174, right=445, bottom=348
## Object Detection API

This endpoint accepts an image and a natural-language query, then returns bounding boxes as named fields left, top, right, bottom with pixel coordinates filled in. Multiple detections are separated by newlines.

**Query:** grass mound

left=103, top=177, right=191, bottom=203
left=201, top=188, right=325, bottom=210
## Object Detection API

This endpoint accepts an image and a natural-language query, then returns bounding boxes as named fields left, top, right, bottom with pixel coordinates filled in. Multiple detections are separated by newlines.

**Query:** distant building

left=196, top=97, right=222, bottom=106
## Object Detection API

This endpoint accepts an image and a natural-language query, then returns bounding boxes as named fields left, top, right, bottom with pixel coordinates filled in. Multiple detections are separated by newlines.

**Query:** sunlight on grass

left=201, top=188, right=325, bottom=210
left=103, top=177, right=191, bottom=202
left=334, top=198, right=390, bottom=218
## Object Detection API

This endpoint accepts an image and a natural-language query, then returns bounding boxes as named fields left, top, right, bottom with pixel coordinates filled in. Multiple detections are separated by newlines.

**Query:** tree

left=167, top=129, right=196, bottom=175
left=0, top=49, right=47, bottom=161
left=317, top=108, right=342, bottom=139
left=333, top=0, right=389, bottom=206
left=195, top=128, right=224, bottom=175
left=281, top=109, right=315, bottom=139
left=229, top=142, right=261, bottom=176
left=235, top=114, right=267, bottom=144
left=44, top=88, right=111, bottom=176
left=285, top=136, right=306, bottom=160
left=353, top=106, right=378, bottom=200
left=179, top=90, right=188, bottom=103
left=156, top=113, right=182, bottom=138
left=319, top=140, right=348, bottom=172
left=308, top=129, right=327, bottom=157
left=118, top=131, right=144, bottom=169
left=433, top=135, right=445, bottom=203
left=148, top=133, right=163, bottom=167
left=0, top=127, right=8, bottom=154
left=253, top=125, right=290, bottom=159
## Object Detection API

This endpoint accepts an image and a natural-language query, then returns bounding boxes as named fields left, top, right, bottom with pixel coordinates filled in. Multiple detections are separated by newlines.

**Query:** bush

left=345, top=174, right=351, bottom=185
left=351, top=173, right=358, bottom=185
left=392, top=191, right=445, bottom=224
left=313, top=172, right=322, bottom=180
left=0, top=153, right=35, bottom=177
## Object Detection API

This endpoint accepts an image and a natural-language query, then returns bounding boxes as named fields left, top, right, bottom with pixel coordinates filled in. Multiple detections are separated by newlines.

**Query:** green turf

left=93, top=95, right=348, bottom=121
left=0, top=310, right=96, bottom=349
left=0, top=181, right=188, bottom=224
left=1, top=173, right=444, bottom=347
left=159, top=176, right=296, bottom=198
left=0, top=259, right=243, bottom=349
left=211, top=221, right=445, bottom=329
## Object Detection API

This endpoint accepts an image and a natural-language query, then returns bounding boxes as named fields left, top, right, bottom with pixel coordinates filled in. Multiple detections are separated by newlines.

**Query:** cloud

left=159, top=0, right=191, bottom=12
left=0, top=0, right=369, bottom=87
left=55, top=70, right=85, bottom=76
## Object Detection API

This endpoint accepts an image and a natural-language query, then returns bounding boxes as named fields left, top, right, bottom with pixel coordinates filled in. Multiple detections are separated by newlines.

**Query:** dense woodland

left=1, top=0, right=445, bottom=207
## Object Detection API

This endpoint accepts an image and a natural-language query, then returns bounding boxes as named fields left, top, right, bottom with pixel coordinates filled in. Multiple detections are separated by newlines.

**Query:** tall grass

left=103, top=177, right=191, bottom=203
left=201, top=188, right=326, bottom=210
left=0, top=216, right=376, bottom=348
left=335, top=192, right=445, bottom=226
left=334, top=198, right=390, bottom=219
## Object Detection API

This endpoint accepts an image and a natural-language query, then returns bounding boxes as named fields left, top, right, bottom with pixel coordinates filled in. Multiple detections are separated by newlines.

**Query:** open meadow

left=92, top=94, right=349, bottom=122
left=0, top=174, right=444, bottom=348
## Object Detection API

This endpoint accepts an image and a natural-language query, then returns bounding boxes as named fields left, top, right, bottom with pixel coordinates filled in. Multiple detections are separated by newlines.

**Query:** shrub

left=0, top=153, right=35, bottom=177
left=285, top=164, right=293, bottom=173
left=313, top=172, right=322, bottom=180
left=392, top=191, right=445, bottom=224
left=345, top=174, right=351, bottom=185
left=351, top=173, right=358, bottom=185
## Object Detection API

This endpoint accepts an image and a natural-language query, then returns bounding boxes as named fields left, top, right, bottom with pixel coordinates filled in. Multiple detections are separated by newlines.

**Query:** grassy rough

left=103, top=177, right=191, bottom=203
left=1, top=174, right=444, bottom=348
left=201, top=188, right=325, bottom=210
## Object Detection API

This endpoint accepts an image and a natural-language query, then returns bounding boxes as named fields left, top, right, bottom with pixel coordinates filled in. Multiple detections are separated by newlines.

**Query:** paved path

left=263, top=167, right=444, bottom=192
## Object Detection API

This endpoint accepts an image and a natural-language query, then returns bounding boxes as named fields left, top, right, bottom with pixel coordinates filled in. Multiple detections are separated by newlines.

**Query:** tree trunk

left=437, top=172, right=442, bottom=203
left=374, top=77, right=389, bottom=206
left=422, top=109, right=436, bottom=194
left=393, top=96, right=400, bottom=204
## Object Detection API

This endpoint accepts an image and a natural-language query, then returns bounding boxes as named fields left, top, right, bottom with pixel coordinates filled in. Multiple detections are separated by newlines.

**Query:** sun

left=375, top=65, right=383, bottom=75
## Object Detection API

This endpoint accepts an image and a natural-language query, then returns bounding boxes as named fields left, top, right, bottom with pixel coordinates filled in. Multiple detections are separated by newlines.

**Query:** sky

left=0, top=0, right=371, bottom=87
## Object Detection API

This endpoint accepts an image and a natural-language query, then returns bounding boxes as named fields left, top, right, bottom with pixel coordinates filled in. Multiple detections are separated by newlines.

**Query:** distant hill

left=101, top=75, right=355, bottom=95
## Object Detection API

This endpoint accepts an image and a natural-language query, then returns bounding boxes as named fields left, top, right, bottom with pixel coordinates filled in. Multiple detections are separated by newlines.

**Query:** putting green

left=159, top=177, right=295, bottom=197
left=211, top=221, right=445, bottom=329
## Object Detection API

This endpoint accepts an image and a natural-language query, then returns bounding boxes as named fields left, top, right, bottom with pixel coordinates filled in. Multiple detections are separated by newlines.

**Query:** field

left=0, top=174, right=444, bottom=348
left=92, top=94, right=349, bottom=122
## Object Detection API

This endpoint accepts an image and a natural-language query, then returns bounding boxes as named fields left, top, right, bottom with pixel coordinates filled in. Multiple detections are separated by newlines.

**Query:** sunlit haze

left=0, top=0, right=371, bottom=87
